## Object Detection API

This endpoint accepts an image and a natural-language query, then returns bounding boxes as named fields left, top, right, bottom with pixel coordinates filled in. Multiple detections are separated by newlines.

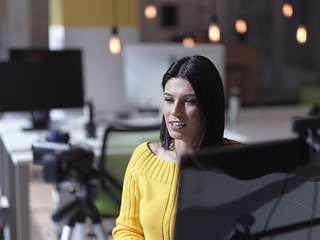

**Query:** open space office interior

left=0, top=0, right=320, bottom=239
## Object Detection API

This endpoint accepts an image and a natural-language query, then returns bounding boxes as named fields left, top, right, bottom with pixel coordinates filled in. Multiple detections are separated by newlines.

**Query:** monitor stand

left=23, top=110, right=50, bottom=131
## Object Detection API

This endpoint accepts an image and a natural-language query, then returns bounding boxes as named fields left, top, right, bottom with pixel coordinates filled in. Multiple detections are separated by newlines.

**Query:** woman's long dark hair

left=160, top=55, right=225, bottom=150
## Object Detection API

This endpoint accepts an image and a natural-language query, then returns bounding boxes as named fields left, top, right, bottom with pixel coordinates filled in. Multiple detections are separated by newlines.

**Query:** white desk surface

left=224, top=105, right=311, bottom=144
left=0, top=105, right=313, bottom=165
left=0, top=115, right=105, bottom=166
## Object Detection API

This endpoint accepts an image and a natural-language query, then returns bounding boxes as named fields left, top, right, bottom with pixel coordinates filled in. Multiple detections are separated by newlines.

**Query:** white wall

left=64, top=27, right=139, bottom=114
left=0, top=0, right=7, bottom=59
left=1, top=0, right=30, bottom=60
left=3, top=0, right=140, bottom=115
left=5, top=0, right=31, bottom=48
left=122, top=43, right=226, bottom=111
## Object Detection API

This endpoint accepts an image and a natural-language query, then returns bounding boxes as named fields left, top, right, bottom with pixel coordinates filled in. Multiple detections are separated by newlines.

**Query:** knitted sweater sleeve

left=112, top=145, right=145, bottom=240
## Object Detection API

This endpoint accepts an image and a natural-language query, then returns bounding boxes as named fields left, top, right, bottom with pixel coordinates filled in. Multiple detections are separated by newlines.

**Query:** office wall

left=5, top=0, right=31, bottom=48
left=0, top=0, right=7, bottom=59
left=139, top=0, right=227, bottom=42
left=30, top=0, right=48, bottom=47
left=3, top=0, right=139, bottom=114
left=49, top=0, right=140, bottom=114
left=64, top=27, right=139, bottom=114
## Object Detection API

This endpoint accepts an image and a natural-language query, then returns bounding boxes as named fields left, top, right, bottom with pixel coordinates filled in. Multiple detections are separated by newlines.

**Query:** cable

left=112, top=0, right=118, bottom=28
left=263, top=173, right=290, bottom=232
left=307, top=131, right=320, bottom=240
left=307, top=178, right=319, bottom=240
left=237, top=180, right=319, bottom=216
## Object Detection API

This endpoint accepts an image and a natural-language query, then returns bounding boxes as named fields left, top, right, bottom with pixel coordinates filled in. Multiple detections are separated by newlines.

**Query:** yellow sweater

left=112, top=141, right=180, bottom=240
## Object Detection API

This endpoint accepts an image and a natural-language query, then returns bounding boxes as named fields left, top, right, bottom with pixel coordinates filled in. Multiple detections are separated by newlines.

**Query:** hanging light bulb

left=282, top=1, right=293, bottom=18
left=235, top=18, right=247, bottom=34
left=109, top=27, right=121, bottom=54
left=182, top=37, right=195, bottom=48
left=296, top=22, right=307, bottom=44
left=109, top=0, right=121, bottom=54
left=208, top=16, right=220, bottom=42
left=145, top=4, right=157, bottom=19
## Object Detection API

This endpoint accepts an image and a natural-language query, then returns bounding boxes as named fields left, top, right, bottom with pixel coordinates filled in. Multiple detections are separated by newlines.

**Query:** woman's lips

left=170, top=121, right=186, bottom=130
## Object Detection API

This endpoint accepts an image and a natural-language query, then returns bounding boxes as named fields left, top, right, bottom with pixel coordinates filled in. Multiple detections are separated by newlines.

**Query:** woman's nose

left=171, top=102, right=183, bottom=117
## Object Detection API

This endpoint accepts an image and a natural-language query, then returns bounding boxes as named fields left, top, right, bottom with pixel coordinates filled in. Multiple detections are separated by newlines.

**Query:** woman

left=112, top=55, right=239, bottom=240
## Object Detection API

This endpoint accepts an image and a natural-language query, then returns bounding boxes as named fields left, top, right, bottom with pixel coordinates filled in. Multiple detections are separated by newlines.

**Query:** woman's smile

left=170, top=121, right=186, bottom=130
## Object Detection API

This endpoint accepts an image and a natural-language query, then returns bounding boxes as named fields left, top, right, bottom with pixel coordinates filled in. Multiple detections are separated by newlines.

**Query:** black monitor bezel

left=0, top=48, right=85, bottom=113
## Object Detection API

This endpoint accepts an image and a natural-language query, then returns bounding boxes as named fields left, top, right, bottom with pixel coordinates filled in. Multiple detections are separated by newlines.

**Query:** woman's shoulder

left=129, top=141, right=163, bottom=167
left=147, top=142, right=163, bottom=156
left=222, top=138, right=246, bottom=148
left=148, top=142, right=181, bottom=164
left=129, top=142, right=178, bottom=180
left=126, top=142, right=155, bottom=172
left=131, top=141, right=155, bottom=158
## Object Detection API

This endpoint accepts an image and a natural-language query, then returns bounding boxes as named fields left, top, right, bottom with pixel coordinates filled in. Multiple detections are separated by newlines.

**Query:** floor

left=29, top=173, right=57, bottom=240
left=28, top=165, right=115, bottom=240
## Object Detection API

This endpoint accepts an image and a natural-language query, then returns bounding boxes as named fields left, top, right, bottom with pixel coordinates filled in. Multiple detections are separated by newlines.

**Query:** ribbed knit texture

left=112, top=142, right=180, bottom=240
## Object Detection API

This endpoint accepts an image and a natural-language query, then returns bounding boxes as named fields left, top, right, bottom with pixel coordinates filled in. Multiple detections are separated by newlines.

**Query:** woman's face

left=163, top=77, right=201, bottom=146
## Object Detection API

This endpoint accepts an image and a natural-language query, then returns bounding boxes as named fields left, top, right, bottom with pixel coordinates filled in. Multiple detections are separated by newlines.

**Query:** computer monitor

left=0, top=49, right=84, bottom=130
left=122, top=43, right=225, bottom=113
left=174, top=129, right=320, bottom=240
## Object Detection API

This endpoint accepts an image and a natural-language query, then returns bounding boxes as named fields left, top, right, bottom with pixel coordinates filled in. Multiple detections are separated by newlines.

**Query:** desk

left=224, top=105, right=311, bottom=144
left=0, top=115, right=105, bottom=240
left=0, top=105, right=312, bottom=240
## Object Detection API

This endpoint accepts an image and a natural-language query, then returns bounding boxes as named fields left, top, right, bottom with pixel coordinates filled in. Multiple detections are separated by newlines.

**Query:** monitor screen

left=0, top=49, right=84, bottom=130
left=174, top=138, right=320, bottom=240
left=0, top=49, right=84, bottom=113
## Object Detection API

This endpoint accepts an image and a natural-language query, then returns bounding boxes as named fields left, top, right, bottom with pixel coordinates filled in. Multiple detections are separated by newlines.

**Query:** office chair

left=94, top=123, right=161, bottom=220
left=299, top=84, right=320, bottom=116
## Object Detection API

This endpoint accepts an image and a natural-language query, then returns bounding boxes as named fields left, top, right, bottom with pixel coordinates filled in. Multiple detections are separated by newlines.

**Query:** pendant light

left=208, top=15, right=220, bottom=42
left=208, top=0, right=220, bottom=42
left=109, top=0, right=121, bottom=54
left=235, top=18, right=247, bottom=34
left=109, top=27, right=121, bottom=54
left=182, top=37, right=195, bottom=48
left=145, top=1, right=157, bottom=19
left=296, top=18, right=307, bottom=45
left=235, top=0, right=247, bottom=39
left=282, top=1, right=293, bottom=18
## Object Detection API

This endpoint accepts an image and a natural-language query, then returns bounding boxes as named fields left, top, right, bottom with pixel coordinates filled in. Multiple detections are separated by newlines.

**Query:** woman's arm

left=112, top=160, right=145, bottom=240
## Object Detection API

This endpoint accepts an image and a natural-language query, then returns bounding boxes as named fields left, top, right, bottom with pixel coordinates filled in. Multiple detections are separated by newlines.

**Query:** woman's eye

left=185, top=100, right=196, bottom=104
left=165, top=98, right=173, bottom=102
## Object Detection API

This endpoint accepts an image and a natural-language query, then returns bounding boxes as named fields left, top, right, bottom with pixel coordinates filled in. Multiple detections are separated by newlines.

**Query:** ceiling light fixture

left=282, top=1, right=293, bottom=18
left=296, top=18, right=307, bottom=45
left=109, top=27, right=121, bottom=54
left=145, top=1, right=157, bottom=19
left=109, top=0, right=121, bottom=54
left=182, top=37, right=195, bottom=48
left=235, top=18, right=247, bottom=34
left=208, top=15, right=220, bottom=42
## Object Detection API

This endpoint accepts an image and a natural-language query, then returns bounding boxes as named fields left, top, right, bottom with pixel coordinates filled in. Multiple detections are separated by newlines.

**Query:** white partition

left=122, top=43, right=226, bottom=112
